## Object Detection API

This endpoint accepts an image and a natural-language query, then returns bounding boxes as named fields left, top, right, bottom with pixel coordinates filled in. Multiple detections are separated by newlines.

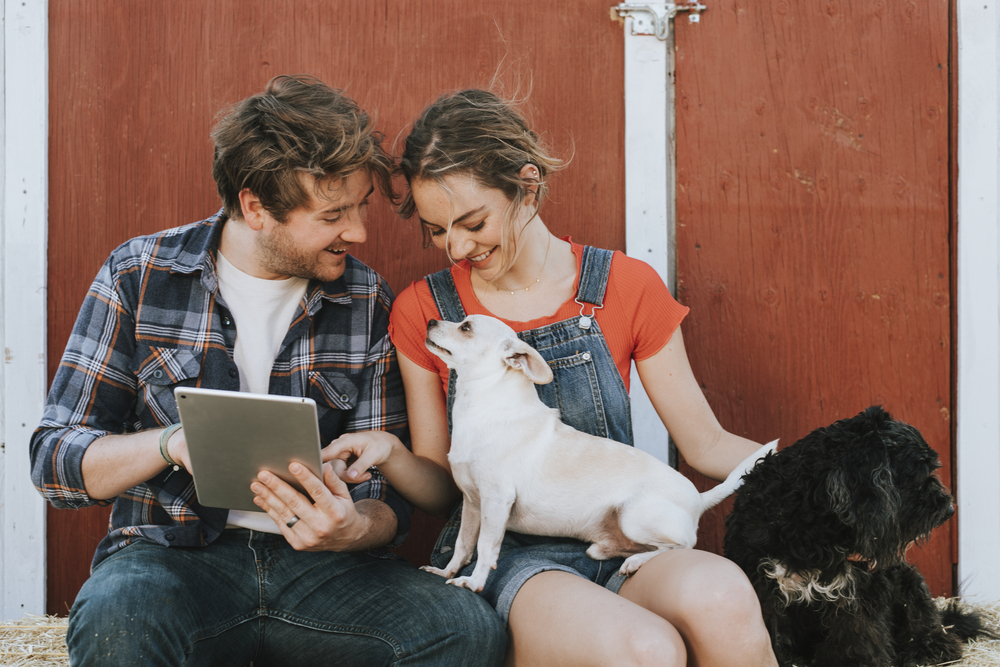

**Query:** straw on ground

left=1, top=599, right=998, bottom=666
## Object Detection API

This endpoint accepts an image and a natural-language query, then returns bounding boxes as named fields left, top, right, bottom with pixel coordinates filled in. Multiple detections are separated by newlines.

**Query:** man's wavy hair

left=398, top=89, right=565, bottom=276
left=212, top=75, right=395, bottom=222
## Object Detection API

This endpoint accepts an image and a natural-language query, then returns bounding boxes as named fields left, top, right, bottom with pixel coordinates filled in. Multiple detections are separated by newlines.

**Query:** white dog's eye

left=460, top=322, right=472, bottom=332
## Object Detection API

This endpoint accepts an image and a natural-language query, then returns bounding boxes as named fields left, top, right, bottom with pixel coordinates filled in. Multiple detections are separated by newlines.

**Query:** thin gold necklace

left=493, top=234, right=552, bottom=295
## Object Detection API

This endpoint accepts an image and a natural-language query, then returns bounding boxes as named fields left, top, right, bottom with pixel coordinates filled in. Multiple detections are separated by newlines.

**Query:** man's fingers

left=317, top=462, right=353, bottom=500
left=288, top=462, right=351, bottom=512
left=256, top=469, right=319, bottom=523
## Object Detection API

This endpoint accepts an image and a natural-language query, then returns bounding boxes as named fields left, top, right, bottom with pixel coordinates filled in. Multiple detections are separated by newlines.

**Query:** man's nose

left=341, top=211, right=367, bottom=244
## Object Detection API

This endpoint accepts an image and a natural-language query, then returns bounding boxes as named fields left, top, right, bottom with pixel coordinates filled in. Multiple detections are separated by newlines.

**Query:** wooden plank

left=46, top=0, right=625, bottom=613
left=956, top=0, right=1000, bottom=603
left=1, top=0, right=49, bottom=619
left=674, top=0, right=954, bottom=595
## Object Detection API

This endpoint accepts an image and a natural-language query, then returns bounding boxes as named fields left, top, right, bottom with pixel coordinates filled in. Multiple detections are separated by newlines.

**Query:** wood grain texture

left=674, top=0, right=954, bottom=595
left=47, top=0, right=625, bottom=615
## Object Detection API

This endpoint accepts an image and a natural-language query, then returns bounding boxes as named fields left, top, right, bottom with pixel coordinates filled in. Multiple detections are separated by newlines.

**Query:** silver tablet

left=174, top=387, right=324, bottom=512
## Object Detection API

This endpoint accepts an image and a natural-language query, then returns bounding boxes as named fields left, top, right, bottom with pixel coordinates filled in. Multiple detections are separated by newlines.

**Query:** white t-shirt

left=215, top=250, right=309, bottom=533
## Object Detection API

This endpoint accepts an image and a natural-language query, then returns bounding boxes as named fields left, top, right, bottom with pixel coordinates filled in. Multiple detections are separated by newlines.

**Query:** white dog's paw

left=619, top=550, right=665, bottom=576
left=420, top=565, right=453, bottom=579
left=446, top=575, right=487, bottom=593
left=586, top=542, right=619, bottom=560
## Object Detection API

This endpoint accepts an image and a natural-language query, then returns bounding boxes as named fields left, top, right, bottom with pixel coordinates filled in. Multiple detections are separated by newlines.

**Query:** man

left=30, top=75, right=506, bottom=666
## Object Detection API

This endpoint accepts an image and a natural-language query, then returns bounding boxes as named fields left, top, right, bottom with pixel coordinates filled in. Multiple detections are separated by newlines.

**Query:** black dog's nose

left=428, top=319, right=439, bottom=330
left=945, top=504, right=956, bottom=519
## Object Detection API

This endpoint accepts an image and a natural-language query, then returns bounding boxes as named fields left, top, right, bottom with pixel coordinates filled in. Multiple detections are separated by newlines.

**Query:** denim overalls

left=426, top=246, right=635, bottom=624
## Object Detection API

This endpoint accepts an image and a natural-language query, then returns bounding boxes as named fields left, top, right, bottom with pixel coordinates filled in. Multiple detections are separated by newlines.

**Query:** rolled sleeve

left=30, top=257, right=138, bottom=508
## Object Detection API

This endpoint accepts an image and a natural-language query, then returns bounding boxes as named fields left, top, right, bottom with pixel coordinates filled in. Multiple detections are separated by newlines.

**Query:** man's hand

left=251, top=462, right=396, bottom=551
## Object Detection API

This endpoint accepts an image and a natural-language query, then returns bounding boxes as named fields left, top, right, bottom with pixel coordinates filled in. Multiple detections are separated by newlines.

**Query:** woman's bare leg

left=619, top=550, right=777, bottom=667
left=504, top=570, right=686, bottom=667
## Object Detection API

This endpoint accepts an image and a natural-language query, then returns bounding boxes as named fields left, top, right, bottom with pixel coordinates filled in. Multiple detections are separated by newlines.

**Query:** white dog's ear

left=502, top=340, right=554, bottom=385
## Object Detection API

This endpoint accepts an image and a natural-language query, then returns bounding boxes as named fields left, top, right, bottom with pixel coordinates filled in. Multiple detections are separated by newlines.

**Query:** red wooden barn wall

left=673, top=0, right=956, bottom=596
left=44, top=0, right=955, bottom=613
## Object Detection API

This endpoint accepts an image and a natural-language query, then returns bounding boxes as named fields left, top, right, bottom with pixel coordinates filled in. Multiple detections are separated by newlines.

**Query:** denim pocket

left=534, top=351, right=609, bottom=439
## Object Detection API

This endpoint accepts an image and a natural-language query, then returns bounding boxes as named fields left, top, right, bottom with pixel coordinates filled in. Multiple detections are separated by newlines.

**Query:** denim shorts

left=430, top=506, right=629, bottom=625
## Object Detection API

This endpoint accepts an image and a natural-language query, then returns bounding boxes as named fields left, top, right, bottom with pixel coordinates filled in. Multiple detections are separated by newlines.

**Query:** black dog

left=725, top=406, right=989, bottom=667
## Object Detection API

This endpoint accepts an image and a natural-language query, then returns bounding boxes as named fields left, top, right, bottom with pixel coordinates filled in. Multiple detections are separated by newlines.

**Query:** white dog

left=420, top=314, right=777, bottom=593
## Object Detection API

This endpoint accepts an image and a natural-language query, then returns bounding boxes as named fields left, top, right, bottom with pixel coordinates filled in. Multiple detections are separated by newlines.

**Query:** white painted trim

left=956, top=0, right=1000, bottom=602
left=621, top=16, right=674, bottom=464
left=1, top=0, right=48, bottom=618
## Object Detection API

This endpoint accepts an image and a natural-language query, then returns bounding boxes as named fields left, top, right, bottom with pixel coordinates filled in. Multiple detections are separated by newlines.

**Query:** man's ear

left=503, top=339, right=553, bottom=385
left=238, top=188, right=267, bottom=230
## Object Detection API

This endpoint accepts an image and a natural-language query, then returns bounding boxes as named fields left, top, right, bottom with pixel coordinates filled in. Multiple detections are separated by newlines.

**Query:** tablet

left=174, top=387, right=324, bottom=512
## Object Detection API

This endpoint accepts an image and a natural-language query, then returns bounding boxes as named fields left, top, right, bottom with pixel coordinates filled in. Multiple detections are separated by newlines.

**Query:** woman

left=321, top=90, right=776, bottom=666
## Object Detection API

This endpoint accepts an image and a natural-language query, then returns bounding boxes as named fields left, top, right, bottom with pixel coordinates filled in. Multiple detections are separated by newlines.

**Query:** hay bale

left=940, top=599, right=1000, bottom=667
left=0, top=599, right=997, bottom=666
left=0, top=615, right=69, bottom=667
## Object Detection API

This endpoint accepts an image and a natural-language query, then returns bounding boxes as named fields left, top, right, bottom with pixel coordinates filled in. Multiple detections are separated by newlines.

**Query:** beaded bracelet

left=159, top=423, right=183, bottom=473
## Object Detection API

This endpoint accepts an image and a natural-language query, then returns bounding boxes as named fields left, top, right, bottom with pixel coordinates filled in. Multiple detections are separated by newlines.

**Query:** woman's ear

left=238, top=188, right=267, bottom=230
left=518, top=163, right=540, bottom=203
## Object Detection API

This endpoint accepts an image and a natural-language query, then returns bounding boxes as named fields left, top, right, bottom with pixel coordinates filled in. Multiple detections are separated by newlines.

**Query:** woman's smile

left=468, top=247, right=496, bottom=264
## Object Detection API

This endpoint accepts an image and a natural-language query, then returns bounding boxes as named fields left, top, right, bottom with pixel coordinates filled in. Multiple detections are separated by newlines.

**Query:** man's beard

left=255, top=225, right=341, bottom=283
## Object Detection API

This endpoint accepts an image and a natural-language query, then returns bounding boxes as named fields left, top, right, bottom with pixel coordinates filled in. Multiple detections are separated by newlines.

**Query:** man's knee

left=413, top=584, right=507, bottom=665
left=67, top=550, right=193, bottom=666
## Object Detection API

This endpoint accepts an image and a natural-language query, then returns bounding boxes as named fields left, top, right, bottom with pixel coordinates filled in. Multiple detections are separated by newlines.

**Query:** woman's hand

left=323, top=430, right=400, bottom=483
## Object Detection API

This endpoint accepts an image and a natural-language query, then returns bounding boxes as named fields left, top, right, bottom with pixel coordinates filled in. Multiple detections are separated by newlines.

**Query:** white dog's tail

left=697, top=439, right=778, bottom=511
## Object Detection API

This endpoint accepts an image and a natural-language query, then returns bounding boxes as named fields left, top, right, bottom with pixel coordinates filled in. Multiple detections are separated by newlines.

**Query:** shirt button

left=153, top=369, right=164, bottom=379
left=340, top=394, right=350, bottom=402
left=582, top=352, right=592, bottom=361
left=229, top=369, right=238, bottom=378
left=222, top=316, right=232, bottom=326
left=166, top=534, right=175, bottom=542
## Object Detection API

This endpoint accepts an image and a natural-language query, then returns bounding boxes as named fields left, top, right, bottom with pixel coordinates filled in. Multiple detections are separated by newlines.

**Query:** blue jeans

left=67, top=530, right=507, bottom=667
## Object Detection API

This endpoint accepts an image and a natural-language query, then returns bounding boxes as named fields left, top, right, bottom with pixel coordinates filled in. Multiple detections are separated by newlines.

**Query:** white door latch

left=613, top=2, right=707, bottom=39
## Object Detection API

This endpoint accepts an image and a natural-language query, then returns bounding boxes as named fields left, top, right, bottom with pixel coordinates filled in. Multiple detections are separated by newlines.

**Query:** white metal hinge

left=613, top=2, right=707, bottom=40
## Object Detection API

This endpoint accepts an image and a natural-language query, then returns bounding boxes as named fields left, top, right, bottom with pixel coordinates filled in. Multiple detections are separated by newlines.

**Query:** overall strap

left=424, top=268, right=466, bottom=436
left=425, top=268, right=468, bottom=322
left=576, top=246, right=614, bottom=306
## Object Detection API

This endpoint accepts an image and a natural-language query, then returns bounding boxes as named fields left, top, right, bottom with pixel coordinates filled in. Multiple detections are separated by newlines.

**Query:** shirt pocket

left=308, top=371, right=359, bottom=411
left=134, top=346, right=203, bottom=424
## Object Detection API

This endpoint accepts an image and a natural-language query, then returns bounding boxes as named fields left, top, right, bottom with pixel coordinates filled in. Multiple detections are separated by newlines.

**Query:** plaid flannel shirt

left=30, top=211, right=411, bottom=569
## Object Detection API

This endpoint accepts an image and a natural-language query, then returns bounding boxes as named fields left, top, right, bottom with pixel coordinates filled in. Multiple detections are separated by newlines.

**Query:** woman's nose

left=448, top=230, right=475, bottom=259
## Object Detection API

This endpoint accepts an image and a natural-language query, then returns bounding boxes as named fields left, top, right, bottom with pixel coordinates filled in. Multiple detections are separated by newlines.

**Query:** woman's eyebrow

left=419, top=205, right=486, bottom=228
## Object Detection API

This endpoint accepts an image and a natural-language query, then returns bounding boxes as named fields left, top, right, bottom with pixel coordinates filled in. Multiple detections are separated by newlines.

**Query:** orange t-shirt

left=389, top=240, right=690, bottom=394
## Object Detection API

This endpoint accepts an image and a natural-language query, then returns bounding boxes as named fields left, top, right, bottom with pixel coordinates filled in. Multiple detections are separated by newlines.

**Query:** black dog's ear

left=822, top=407, right=903, bottom=565
left=826, top=462, right=900, bottom=531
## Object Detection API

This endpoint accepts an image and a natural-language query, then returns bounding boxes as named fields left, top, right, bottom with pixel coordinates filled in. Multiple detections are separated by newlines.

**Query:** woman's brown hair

left=398, top=89, right=565, bottom=275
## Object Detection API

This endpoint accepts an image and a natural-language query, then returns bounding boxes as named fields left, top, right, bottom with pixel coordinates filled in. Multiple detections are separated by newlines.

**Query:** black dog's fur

left=725, top=406, right=990, bottom=667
